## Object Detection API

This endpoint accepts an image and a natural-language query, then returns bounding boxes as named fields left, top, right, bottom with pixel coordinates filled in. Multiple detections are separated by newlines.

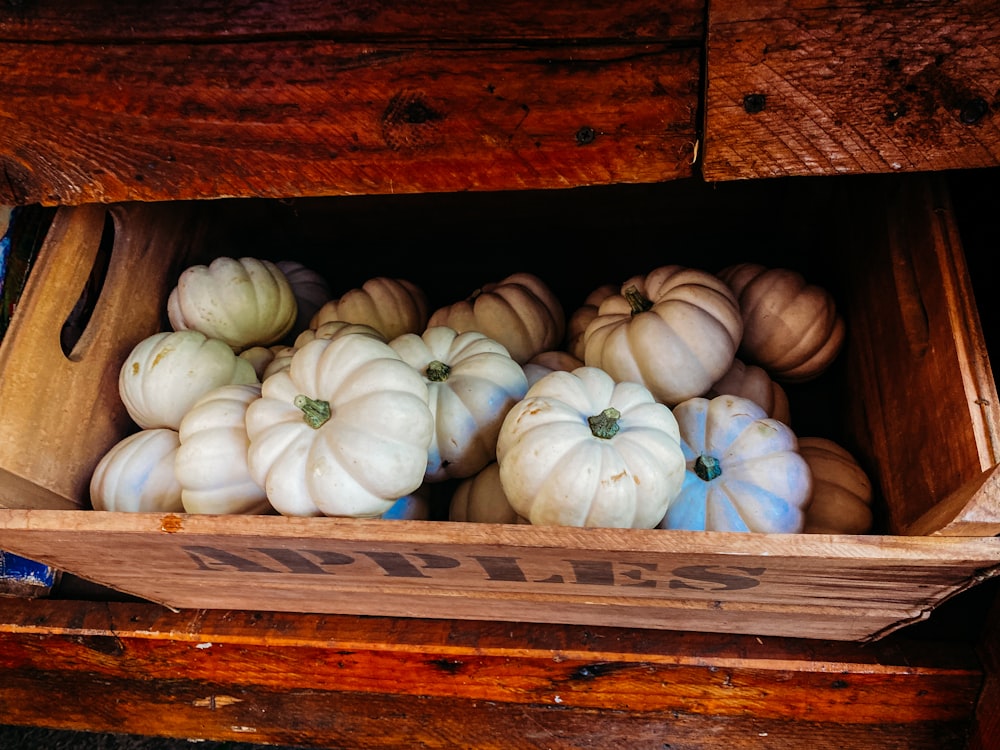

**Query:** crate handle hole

left=60, top=210, right=114, bottom=360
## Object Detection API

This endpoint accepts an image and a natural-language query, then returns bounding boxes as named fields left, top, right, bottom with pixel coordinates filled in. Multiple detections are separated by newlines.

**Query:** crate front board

left=1, top=174, right=999, bottom=641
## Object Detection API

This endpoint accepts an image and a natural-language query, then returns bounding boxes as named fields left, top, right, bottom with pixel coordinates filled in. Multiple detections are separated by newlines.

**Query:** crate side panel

left=703, top=0, right=1000, bottom=180
left=0, top=41, right=700, bottom=205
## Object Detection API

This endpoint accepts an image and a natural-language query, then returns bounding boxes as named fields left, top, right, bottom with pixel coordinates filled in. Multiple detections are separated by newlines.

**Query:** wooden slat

left=840, top=176, right=1000, bottom=534
left=0, top=599, right=983, bottom=748
left=0, top=33, right=700, bottom=205
left=703, top=0, right=1000, bottom=180
left=0, top=0, right=705, bottom=42
left=1, top=510, right=999, bottom=642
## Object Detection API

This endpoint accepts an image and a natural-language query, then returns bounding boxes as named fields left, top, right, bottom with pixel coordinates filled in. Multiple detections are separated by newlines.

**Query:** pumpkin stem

left=623, top=285, right=653, bottom=315
left=426, top=360, right=451, bottom=382
left=694, top=454, right=722, bottom=481
left=294, top=394, right=332, bottom=429
left=588, top=407, right=621, bottom=439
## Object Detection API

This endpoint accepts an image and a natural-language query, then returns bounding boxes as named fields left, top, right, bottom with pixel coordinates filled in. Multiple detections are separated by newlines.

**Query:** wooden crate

left=1, top=173, right=999, bottom=642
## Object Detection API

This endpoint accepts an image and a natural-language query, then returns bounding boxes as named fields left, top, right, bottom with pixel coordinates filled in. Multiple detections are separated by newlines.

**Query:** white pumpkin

left=90, top=428, right=184, bottom=513
left=119, top=330, right=259, bottom=430
left=496, top=366, right=686, bottom=528
left=175, top=383, right=271, bottom=515
left=239, top=344, right=288, bottom=381
left=390, top=326, right=529, bottom=482
left=245, top=334, right=434, bottom=517
left=660, top=395, right=811, bottom=533
left=167, top=256, right=298, bottom=350
left=707, top=358, right=791, bottom=425
left=275, top=260, right=333, bottom=338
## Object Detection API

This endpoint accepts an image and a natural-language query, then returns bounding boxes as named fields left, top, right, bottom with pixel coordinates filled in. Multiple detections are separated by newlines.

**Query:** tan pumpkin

left=707, top=357, right=791, bottom=425
left=583, top=265, right=743, bottom=406
left=565, top=283, right=617, bottom=361
left=522, top=350, right=585, bottom=388
left=449, top=462, right=527, bottom=524
left=427, top=272, right=565, bottom=365
left=718, top=263, right=845, bottom=383
left=798, top=437, right=874, bottom=534
left=310, top=277, right=428, bottom=341
left=275, top=260, right=333, bottom=338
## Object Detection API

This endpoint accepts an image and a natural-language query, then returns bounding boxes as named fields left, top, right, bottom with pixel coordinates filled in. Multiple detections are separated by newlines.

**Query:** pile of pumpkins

left=90, top=256, right=875, bottom=535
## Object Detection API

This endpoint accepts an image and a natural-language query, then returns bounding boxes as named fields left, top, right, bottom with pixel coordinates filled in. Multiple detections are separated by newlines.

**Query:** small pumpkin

left=583, top=265, right=743, bottom=406
left=239, top=344, right=288, bottom=381
left=708, top=357, right=791, bottom=425
left=523, top=350, right=585, bottom=388
left=261, top=322, right=388, bottom=382
left=119, top=330, right=259, bottom=430
left=175, top=383, right=271, bottom=515
left=310, top=276, right=428, bottom=341
left=167, top=256, right=298, bottom=350
left=390, top=326, right=529, bottom=482
left=717, top=263, right=845, bottom=383
left=427, top=272, right=565, bottom=365
left=90, top=428, right=184, bottom=513
left=565, top=283, right=617, bottom=361
left=245, top=334, right=434, bottom=517
left=381, top=485, right=433, bottom=521
left=496, top=366, right=686, bottom=528
left=449, top=462, right=528, bottom=524
left=798, top=437, right=874, bottom=534
left=275, top=260, right=333, bottom=338
left=660, top=394, right=811, bottom=533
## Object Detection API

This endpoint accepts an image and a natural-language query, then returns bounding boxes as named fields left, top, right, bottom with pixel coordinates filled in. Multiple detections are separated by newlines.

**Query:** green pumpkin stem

left=623, top=285, right=653, bottom=315
left=694, top=454, right=722, bottom=481
left=588, top=407, right=622, bottom=439
left=426, top=360, right=451, bottom=382
left=294, top=394, right=332, bottom=429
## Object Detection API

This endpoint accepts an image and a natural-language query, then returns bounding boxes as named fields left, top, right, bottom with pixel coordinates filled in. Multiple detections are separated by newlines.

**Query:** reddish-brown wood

left=703, top=0, right=1000, bottom=180
left=0, top=598, right=983, bottom=748
left=0, top=2, right=703, bottom=206
left=969, top=597, right=1000, bottom=750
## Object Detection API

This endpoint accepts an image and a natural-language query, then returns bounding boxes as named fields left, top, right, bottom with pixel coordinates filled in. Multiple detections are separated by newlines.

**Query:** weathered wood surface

left=704, top=0, right=1000, bottom=180
left=0, top=598, right=984, bottom=748
left=0, top=203, right=200, bottom=508
left=1, top=510, right=999, bottom=642
left=0, top=1, right=702, bottom=205
left=839, top=176, right=1000, bottom=535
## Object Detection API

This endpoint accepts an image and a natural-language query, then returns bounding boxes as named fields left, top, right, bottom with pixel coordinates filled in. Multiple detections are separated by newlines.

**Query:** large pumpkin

left=427, top=272, right=565, bottom=365
left=660, top=394, right=812, bottom=533
left=390, top=326, right=529, bottom=482
left=245, top=334, right=434, bottom=517
left=583, top=265, right=743, bottom=406
left=496, top=366, right=686, bottom=528
left=717, top=263, right=845, bottom=383
left=798, top=437, right=874, bottom=534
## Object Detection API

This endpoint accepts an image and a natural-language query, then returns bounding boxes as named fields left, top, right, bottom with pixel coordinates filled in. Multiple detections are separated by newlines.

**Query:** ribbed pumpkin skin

left=708, top=357, right=791, bottom=425
left=175, top=383, right=271, bottom=515
left=566, top=283, right=617, bottom=361
left=661, top=395, right=811, bottom=533
left=427, top=272, right=565, bottom=365
left=275, top=260, right=332, bottom=339
left=523, top=350, right=585, bottom=388
left=389, top=326, right=529, bottom=482
left=583, top=265, right=743, bottom=407
left=718, top=263, right=846, bottom=384
left=798, top=437, right=874, bottom=534
left=310, top=277, right=428, bottom=342
left=449, top=462, right=526, bottom=524
left=168, top=256, right=298, bottom=350
left=496, top=366, right=686, bottom=529
left=90, top=428, right=184, bottom=513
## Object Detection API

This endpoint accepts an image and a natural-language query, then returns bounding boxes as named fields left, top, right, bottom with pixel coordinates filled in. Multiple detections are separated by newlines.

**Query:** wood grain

left=704, top=0, right=1000, bottom=179
left=0, top=599, right=983, bottom=749
left=1, top=510, right=998, bottom=642
left=0, top=4, right=701, bottom=205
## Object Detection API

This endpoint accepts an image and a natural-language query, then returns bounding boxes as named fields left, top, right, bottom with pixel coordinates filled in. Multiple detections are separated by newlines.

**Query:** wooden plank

left=703, top=0, right=1000, bottom=180
left=0, top=203, right=201, bottom=508
left=0, top=0, right=705, bottom=42
left=1, top=510, right=998, bottom=641
left=0, top=599, right=982, bottom=748
left=0, top=36, right=700, bottom=205
left=839, top=176, right=1000, bottom=534
left=968, top=591, right=1000, bottom=750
